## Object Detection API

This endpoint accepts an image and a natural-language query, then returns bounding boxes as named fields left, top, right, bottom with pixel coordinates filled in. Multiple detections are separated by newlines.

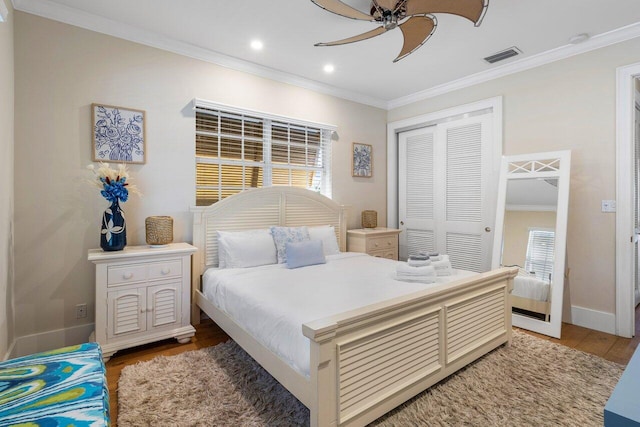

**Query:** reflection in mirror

left=492, top=151, right=571, bottom=338
left=503, top=179, right=558, bottom=322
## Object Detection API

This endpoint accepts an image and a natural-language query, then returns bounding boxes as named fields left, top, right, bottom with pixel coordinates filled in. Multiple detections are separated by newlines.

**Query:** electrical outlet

left=76, top=303, right=87, bottom=319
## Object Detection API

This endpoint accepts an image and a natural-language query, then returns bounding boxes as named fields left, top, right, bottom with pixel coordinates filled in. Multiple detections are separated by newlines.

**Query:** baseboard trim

left=3, top=341, right=16, bottom=362
left=569, top=305, right=616, bottom=335
left=9, top=323, right=95, bottom=359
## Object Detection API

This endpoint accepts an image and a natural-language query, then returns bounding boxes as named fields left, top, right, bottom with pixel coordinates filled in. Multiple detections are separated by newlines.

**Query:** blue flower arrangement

left=87, top=163, right=139, bottom=204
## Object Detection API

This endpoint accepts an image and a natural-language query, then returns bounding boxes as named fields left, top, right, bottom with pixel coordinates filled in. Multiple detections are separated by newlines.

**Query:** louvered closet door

left=398, top=126, right=436, bottom=260
left=436, top=114, right=494, bottom=272
left=398, top=113, right=495, bottom=272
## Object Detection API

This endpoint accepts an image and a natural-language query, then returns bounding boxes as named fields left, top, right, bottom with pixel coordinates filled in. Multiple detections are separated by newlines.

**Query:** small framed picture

left=92, top=103, right=146, bottom=164
left=352, top=142, right=372, bottom=177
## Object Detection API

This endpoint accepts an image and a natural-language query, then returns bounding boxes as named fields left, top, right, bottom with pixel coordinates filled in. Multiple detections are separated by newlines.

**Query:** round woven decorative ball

left=145, top=216, right=173, bottom=246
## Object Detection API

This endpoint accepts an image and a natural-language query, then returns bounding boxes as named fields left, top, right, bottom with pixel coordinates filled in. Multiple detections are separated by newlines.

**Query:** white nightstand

left=347, top=228, right=401, bottom=260
left=88, top=243, right=197, bottom=361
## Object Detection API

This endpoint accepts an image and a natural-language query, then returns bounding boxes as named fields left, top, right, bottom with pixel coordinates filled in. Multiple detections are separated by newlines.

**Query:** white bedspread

left=202, top=253, right=474, bottom=377
left=512, top=275, right=550, bottom=302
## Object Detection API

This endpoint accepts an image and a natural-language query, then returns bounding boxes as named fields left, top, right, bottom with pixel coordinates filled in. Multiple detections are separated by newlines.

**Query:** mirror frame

left=492, top=150, right=571, bottom=338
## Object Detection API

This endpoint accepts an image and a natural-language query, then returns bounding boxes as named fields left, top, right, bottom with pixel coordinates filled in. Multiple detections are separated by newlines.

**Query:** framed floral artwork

left=92, top=103, right=146, bottom=164
left=352, top=142, right=372, bottom=177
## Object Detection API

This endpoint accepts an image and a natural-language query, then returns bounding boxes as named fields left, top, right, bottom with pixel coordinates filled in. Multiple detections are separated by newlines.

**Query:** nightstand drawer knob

left=123, top=272, right=133, bottom=280
left=161, top=268, right=171, bottom=275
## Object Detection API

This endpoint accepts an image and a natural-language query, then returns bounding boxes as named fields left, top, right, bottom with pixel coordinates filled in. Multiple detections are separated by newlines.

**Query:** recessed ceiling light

left=323, top=64, right=335, bottom=73
left=250, top=40, right=264, bottom=50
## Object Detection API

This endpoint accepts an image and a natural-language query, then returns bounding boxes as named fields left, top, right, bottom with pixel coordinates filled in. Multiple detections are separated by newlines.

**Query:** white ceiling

left=12, top=0, right=640, bottom=108
left=506, top=179, right=558, bottom=211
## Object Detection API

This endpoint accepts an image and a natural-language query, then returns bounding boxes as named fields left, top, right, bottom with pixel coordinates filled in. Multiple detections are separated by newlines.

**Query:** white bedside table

left=88, top=243, right=197, bottom=361
left=347, top=228, right=401, bottom=260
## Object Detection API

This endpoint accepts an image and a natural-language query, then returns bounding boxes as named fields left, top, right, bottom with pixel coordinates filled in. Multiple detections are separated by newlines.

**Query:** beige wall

left=389, top=38, right=640, bottom=317
left=13, top=12, right=387, bottom=347
left=501, top=210, right=557, bottom=268
left=0, top=0, right=14, bottom=359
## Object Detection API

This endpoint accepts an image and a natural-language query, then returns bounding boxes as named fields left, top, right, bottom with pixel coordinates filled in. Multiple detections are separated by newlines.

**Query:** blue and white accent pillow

left=270, top=226, right=310, bottom=264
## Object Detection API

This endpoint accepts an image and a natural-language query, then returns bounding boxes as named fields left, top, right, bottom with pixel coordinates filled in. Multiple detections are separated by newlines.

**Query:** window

left=194, top=99, right=333, bottom=206
left=524, top=228, right=555, bottom=283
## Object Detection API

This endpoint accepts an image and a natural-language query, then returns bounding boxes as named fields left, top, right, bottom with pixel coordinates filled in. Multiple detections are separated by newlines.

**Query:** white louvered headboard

left=191, top=187, right=348, bottom=284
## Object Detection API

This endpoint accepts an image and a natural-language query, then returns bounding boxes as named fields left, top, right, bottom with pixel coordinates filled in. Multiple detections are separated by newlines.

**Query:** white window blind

left=194, top=99, right=334, bottom=205
left=524, top=228, right=555, bottom=283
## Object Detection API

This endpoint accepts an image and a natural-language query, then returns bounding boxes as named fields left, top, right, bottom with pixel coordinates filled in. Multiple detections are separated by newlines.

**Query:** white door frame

left=387, top=96, right=503, bottom=229
left=616, top=63, right=640, bottom=338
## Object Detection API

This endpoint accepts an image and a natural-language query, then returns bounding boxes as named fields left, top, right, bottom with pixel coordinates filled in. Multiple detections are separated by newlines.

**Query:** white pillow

left=217, top=229, right=277, bottom=268
left=270, top=226, right=310, bottom=264
left=308, top=225, right=340, bottom=256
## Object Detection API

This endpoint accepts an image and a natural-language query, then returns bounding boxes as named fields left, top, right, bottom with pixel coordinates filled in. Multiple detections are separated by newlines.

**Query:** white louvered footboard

left=337, top=310, right=441, bottom=424
left=304, top=267, right=515, bottom=427
left=446, top=287, right=506, bottom=364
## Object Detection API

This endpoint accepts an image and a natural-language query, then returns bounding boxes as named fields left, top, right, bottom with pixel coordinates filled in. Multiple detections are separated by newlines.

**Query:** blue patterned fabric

left=0, top=342, right=110, bottom=426
left=270, top=226, right=310, bottom=263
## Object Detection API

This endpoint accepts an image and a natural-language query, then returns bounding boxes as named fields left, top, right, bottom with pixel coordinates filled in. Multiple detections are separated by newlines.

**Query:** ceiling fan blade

left=310, top=0, right=374, bottom=21
left=405, top=0, right=488, bottom=25
left=315, top=26, right=387, bottom=47
left=394, top=15, right=436, bottom=62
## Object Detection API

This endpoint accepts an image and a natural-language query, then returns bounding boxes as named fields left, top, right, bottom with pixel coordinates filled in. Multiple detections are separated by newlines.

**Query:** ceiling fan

left=311, top=0, right=488, bottom=62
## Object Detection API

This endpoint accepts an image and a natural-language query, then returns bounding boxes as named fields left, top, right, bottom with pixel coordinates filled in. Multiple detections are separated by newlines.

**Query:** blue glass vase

left=100, top=200, right=127, bottom=251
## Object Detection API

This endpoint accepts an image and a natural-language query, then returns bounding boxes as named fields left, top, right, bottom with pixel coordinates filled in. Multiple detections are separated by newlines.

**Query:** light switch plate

left=602, top=200, right=616, bottom=213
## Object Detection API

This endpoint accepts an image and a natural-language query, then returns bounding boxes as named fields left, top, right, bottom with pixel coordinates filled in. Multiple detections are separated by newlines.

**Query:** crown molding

left=11, top=0, right=389, bottom=110
left=387, top=22, right=640, bottom=110
left=12, top=0, right=640, bottom=112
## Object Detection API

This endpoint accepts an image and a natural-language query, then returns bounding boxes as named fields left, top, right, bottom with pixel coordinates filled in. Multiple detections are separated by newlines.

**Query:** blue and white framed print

left=92, top=103, right=146, bottom=164
left=352, top=142, right=372, bottom=177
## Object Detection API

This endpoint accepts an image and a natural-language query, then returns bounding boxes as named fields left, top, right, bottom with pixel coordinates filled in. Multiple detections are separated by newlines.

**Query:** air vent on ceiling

left=484, top=47, right=522, bottom=64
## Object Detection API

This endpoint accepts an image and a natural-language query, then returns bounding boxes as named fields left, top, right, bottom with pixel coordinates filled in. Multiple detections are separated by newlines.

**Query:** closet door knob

left=485, top=227, right=491, bottom=232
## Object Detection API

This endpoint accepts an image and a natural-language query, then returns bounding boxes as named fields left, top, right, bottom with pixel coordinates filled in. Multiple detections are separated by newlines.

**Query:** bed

left=511, top=272, right=551, bottom=321
left=191, top=187, right=517, bottom=427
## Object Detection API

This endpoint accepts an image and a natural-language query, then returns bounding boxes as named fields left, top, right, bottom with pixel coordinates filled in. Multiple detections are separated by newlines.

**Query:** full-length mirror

left=492, top=151, right=571, bottom=338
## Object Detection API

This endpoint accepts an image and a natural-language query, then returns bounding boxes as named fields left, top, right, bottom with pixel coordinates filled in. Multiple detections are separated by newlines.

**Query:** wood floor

left=105, top=312, right=640, bottom=425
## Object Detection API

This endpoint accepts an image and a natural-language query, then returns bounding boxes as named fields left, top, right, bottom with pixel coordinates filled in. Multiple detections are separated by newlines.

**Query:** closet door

left=398, top=113, right=495, bottom=272
left=437, top=114, right=495, bottom=272
left=398, top=126, right=436, bottom=260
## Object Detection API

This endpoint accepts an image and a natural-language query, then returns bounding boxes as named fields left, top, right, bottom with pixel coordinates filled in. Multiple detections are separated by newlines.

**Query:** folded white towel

left=432, top=258, right=452, bottom=276
left=395, top=262, right=437, bottom=284
left=396, top=263, right=436, bottom=276
left=408, top=258, right=431, bottom=267
left=435, top=267, right=452, bottom=276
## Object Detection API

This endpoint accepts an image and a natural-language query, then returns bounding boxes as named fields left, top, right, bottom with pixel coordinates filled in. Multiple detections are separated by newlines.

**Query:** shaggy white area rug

left=118, top=331, right=623, bottom=426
